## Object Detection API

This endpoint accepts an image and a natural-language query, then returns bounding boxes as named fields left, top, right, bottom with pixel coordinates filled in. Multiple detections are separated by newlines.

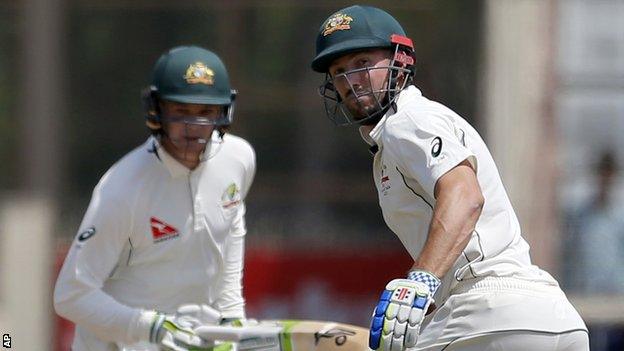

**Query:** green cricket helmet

left=143, top=46, right=237, bottom=132
left=311, top=5, right=416, bottom=126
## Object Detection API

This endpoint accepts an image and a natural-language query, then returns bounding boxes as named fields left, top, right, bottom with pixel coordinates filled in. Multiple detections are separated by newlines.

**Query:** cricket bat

left=194, top=320, right=371, bottom=351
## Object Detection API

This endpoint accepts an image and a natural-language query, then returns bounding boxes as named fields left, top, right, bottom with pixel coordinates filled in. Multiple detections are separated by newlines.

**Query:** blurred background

left=0, top=0, right=623, bottom=350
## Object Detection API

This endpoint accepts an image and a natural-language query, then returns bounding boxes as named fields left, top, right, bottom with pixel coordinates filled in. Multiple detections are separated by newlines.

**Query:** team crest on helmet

left=183, top=62, right=215, bottom=85
left=323, top=13, right=354, bottom=36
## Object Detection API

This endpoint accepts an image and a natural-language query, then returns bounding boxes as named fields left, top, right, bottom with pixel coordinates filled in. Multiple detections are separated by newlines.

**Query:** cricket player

left=54, top=46, right=256, bottom=350
left=311, top=5, right=589, bottom=351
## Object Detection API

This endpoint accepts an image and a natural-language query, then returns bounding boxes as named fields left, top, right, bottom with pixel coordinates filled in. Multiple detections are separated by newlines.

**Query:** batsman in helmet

left=312, top=5, right=589, bottom=351
left=54, top=46, right=256, bottom=350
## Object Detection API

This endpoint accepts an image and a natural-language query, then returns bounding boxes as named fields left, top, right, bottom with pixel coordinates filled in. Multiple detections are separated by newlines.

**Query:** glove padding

left=151, top=310, right=215, bottom=351
left=175, top=304, right=223, bottom=330
left=369, top=271, right=441, bottom=351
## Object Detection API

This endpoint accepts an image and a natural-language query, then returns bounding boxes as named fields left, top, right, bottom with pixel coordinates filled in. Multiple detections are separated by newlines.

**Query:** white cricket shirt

left=365, top=86, right=541, bottom=295
left=54, top=131, right=255, bottom=350
left=364, top=86, right=586, bottom=338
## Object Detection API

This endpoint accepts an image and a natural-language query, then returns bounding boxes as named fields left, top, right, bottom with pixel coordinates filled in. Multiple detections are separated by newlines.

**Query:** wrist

left=220, top=306, right=245, bottom=321
left=407, top=270, right=441, bottom=295
left=128, top=310, right=159, bottom=344
left=149, top=312, right=168, bottom=343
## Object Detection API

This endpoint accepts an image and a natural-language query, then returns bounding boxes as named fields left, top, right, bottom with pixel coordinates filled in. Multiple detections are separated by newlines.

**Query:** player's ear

left=143, top=86, right=162, bottom=130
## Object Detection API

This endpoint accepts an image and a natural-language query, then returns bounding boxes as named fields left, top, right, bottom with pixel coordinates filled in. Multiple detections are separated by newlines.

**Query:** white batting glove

left=369, top=270, right=441, bottom=351
left=175, top=304, right=223, bottom=329
left=150, top=312, right=213, bottom=351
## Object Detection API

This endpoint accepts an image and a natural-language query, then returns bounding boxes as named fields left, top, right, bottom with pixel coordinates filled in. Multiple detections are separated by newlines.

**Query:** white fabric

left=363, top=86, right=587, bottom=343
left=54, top=131, right=255, bottom=350
left=414, top=277, right=588, bottom=350
left=430, top=329, right=589, bottom=351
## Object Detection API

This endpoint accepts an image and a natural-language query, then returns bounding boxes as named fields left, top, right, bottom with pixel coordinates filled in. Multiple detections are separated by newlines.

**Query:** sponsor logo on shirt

left=381, top=164, right=391, bottom=196
left=221, top=183, right=241, bottom=209
left=431, top=136, right=442, bottom=157
left=77, top=226, right=96, bottom=242
left=150, top=217, right=179, bottom=243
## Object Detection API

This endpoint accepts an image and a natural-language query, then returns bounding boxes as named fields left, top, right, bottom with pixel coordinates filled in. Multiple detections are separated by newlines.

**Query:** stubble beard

left=345, top=93, right=385, bottom=123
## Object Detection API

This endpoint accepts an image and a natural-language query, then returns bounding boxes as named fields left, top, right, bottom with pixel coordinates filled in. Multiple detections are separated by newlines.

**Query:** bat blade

left=193, top=325, right=283, bottom=341
left=195, top=320, right=370, bottom=351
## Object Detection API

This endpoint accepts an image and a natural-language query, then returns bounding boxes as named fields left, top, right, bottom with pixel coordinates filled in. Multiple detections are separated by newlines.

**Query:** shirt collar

left=395, top=85, right=422, bottom=110
left=150, top=136, right=191, bottom=178
left=149, top=130, right=220, bottom=178
left=358, top=85, right=423, bottom=150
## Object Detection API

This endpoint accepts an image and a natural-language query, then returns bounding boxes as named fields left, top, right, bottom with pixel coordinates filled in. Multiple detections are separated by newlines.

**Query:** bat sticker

left=314, top=327, right=356, bottom=346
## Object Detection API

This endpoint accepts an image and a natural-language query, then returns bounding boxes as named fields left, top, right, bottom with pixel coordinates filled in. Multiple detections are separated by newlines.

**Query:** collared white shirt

left=364, top=85, right=556, bottom=302
left=54, top=131, right=255, bottom=350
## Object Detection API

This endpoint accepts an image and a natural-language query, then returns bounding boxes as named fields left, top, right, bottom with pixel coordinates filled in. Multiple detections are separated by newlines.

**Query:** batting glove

left=175, top=304, right=223, bottom=329
left=150, top=312, right=213, bottom=351
left=369, top=270, right=441, bottom=351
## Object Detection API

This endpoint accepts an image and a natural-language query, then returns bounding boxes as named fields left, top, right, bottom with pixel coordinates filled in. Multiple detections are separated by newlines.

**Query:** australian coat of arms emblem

left=323, top=13, right=354, bottom=36
left=183, top=62, right=215, bottom=85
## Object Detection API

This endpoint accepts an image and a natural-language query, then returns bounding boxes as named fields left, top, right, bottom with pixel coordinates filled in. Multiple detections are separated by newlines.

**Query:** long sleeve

left=54, top=182, right=153, bottom=344
left=214, top=202, right=247, bottom=319
left=214, top=144, right=255, bottom=319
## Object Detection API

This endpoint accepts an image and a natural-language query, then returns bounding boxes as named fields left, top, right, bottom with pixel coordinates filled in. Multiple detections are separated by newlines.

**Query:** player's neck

left=160, top=138, right=201, bottom=170
left=360, top=125, right=374, bottom=134
left=177, top=158, right=200, bottom=170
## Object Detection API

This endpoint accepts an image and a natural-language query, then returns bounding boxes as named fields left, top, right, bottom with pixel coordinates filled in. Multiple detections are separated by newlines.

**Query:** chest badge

left=380, top=164, right=392, bottom=196
left=221, top=183, right=241, bottom=209
left=150, top=217, right=180, bottom=243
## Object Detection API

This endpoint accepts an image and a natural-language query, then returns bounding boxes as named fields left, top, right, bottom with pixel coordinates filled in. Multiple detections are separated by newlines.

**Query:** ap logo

left=3, top=333, right=11, bottom=348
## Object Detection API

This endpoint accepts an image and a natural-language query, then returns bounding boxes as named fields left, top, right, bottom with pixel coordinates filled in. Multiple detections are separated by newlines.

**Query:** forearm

left=54, top=247, right=154, bottom=344
left=54, top=282, right=154, bottom=344
left=215, top=232, right=246, bottom=319
left=412, top=164, right=484, bottom=278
